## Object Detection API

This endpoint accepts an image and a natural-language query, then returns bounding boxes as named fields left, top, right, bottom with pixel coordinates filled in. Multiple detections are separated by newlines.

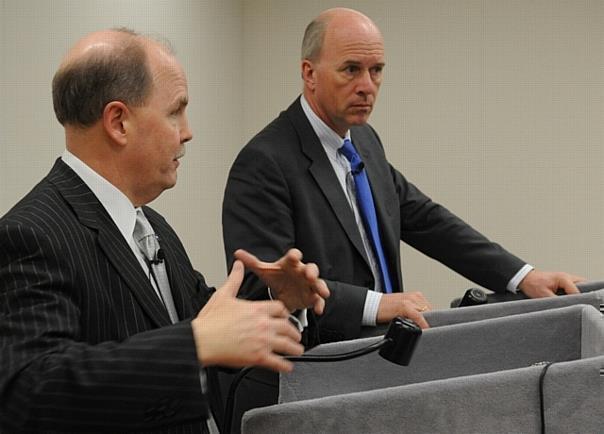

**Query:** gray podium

left=242, top=303, right=604, bottom=434
left=359, top=287, right=604, bottom=338
left=425, top=287, right=604, bottom=328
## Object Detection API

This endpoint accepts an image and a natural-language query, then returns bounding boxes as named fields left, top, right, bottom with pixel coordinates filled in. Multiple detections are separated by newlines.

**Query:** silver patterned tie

left=133, top=209, right=179, bottom=323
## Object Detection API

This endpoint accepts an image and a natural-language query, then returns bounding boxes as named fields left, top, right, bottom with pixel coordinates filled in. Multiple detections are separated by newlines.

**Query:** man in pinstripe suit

left=0, top=29, right=329, bottom=433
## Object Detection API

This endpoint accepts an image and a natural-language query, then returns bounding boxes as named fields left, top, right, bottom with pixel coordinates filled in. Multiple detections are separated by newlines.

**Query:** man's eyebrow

left=171, top=96, right=189, bottom=109
left=341, top=60, right=386, bottom=67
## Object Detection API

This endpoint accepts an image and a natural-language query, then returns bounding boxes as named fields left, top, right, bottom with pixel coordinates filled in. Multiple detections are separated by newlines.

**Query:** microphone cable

left=535, top=361, right=554, bottom=434
left=223, top=339, right=389, bottom=434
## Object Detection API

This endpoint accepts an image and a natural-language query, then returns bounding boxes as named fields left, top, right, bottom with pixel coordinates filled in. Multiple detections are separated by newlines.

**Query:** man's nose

left=181, top=116, right=193, bottom=143
left=356, top=70, right=377, bottom=95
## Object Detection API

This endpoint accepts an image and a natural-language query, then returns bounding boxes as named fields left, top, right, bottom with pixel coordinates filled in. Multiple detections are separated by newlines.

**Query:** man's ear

left=102, top=101, right=130, bottom=146
left=301, top=59, right=316, bottom=91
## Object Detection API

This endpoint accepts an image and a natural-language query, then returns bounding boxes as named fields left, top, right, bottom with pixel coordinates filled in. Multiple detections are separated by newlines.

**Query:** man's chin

left=162, top=174, right=178, bottom=191
left=347, top=114, right=371, bottom=126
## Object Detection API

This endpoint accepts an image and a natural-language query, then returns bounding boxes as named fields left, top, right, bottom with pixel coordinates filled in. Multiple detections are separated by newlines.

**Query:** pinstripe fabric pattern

left=0, top=159, right=213, bottom=433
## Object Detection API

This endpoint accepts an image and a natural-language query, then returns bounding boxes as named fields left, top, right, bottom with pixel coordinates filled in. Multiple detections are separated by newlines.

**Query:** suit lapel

left=161, top=249, right=191, bottom=319
left=49, top=159, right=172, bottom=327
left=286, top=99, right=371, bottom=267
left=144, top=210, right=197, bottom=320
left=95, top=214, right=172, bottom=326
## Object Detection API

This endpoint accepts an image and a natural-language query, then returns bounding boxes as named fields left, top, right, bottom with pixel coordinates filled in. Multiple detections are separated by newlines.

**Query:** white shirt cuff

left=362, top=290, right=382, bottom=326
left=289, top=309, right=308, bottom=332
left=506, top=264, right=534, bottom=293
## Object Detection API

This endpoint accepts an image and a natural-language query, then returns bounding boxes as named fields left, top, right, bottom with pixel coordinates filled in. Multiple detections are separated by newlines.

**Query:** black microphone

left=456, top=288, right=487, bottom=307
left=149, top=249, right=165, bottom=265
left=351, top=161, right=365, bottom=175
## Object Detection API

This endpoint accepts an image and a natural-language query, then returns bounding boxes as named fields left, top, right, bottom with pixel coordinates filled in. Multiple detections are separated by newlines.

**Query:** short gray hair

left=301, top=17, right=328, bottom=61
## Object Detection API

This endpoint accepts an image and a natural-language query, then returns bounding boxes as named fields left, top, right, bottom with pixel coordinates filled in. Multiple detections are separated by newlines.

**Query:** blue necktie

left=340, top=138, right=393, bottom=293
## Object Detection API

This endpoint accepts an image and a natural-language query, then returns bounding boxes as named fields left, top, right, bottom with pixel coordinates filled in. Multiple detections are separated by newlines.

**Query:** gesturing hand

left=234, top=248, right=330, bottom=315
left=192, top=260, right=304, bottom=372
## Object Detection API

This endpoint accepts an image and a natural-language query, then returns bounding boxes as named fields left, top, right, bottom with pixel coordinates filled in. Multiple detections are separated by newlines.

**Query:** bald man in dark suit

left=0, top=28, right=328, bottom=433
left=223, top=8, right=582, bottom=344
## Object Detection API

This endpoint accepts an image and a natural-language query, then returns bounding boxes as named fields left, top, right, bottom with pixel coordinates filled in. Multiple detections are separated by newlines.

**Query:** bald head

left=52, top=28, right=169, bottom=127
left=301, top=8, right=382, bottom=61
left=301, top=8, right=385, bottom=136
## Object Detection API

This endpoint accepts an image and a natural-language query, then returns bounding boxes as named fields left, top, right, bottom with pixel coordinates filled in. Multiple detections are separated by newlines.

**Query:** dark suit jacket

left=222, top=97, right=526, bottom=343
left=0, top=159, right=213, bottom=433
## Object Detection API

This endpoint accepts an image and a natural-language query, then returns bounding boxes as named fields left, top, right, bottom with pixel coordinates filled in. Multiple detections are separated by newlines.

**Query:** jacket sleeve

left=391, top=164, right=527, bottom=292
left=355, top=124, right=527, bottom=293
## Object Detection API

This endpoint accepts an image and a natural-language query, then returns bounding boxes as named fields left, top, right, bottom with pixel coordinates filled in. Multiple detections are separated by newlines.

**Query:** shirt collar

left=300, top=95, right=351, bottom=160
left=61, top=149, right=138, bottom=242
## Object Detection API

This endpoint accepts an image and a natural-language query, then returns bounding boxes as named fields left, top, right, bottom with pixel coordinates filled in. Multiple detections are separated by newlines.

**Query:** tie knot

left=340, top=139, right=364, bottom=173
left=133, top=210, right=160, bottom=262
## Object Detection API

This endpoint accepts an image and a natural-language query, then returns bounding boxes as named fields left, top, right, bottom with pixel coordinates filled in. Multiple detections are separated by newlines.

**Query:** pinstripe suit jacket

left=0, top=159, right=213, bottom=433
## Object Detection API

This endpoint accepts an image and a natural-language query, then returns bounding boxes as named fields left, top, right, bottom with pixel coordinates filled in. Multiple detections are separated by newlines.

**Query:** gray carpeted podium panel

left=449, top=279, right=604, bottom=306
left=359, top=289, right=604, bottom=340
left=424, top=289, right=604, bottom=328
left=243, top=358, right=604, bottom=434
left=280, top=305, right=602, bottom=403
left=242, top=305, right=604, bottom=434
left=545, top=355, right=604, bottom=434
